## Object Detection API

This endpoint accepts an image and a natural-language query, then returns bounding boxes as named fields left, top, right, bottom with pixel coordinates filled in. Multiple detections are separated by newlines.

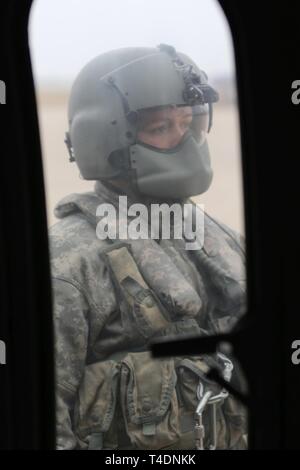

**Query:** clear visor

left=136, top=104, right=210, bottom=150
left=190, top=104, right=210, bottom=145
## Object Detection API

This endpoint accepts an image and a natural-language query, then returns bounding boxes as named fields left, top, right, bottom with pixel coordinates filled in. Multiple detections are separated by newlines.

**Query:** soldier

left=50, top=44, right=247, bottom=450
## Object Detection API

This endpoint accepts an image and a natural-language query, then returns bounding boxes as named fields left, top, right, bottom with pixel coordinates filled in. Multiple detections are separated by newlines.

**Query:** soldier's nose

left=168, top=125, right=186, bottom=148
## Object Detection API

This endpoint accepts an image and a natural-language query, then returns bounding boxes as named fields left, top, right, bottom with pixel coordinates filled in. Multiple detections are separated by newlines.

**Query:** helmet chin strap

left=64, top=131, right=75, bottom=162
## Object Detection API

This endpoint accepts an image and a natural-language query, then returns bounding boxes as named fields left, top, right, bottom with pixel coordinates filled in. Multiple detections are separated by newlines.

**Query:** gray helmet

left=65, top=44, right=219, bottom=198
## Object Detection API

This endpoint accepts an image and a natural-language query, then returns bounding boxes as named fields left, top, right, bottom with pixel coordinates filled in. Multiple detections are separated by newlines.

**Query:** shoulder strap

left=102, top=242, right=171, bottom=339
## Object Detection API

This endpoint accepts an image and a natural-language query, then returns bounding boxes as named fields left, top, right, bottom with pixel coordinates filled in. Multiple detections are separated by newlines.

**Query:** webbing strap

left=106, top=246, right=169, bottom=331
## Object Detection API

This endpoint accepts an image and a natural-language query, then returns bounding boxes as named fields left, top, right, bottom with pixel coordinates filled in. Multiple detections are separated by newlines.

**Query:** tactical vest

left=53, top=187, right=247, bottom=450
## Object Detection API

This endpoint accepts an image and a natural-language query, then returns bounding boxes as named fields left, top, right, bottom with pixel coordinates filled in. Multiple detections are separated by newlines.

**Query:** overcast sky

left=29, top=0, right=236, bottom=88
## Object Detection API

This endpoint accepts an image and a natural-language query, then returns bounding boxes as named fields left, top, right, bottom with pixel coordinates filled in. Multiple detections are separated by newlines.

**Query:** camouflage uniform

left=50, top=181, right=247, bottom=450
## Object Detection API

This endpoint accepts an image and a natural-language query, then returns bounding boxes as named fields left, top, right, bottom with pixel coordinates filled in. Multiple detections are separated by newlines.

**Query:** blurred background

left=29, top=0, right=244, bottom=234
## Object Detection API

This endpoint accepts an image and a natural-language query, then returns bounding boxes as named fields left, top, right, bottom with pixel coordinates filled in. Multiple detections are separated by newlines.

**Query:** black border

left=0, top=0, right=300, bottom=449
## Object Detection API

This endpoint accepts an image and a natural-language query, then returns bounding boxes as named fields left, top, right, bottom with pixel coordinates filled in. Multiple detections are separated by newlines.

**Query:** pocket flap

left=121, top=351, right=176, bottom=424
left=120, top=351, right=180, bottom=449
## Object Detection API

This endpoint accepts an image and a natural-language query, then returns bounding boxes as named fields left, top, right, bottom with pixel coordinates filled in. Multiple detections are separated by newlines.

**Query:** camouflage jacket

left=49, top=181, right=247, bottom=450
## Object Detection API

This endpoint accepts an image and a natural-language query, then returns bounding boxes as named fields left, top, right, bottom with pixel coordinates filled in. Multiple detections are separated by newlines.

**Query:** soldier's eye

left=149, top=124, right=169, bottom=135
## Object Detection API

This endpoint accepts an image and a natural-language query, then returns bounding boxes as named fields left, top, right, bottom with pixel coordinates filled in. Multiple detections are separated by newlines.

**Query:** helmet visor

left=190, top=104, right=210, bottom=145
left=136, top=104, right=209, bottom=150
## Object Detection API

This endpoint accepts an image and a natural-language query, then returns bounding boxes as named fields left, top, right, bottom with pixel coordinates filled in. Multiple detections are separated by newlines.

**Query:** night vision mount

left=158, top=43, right=219, bottom=106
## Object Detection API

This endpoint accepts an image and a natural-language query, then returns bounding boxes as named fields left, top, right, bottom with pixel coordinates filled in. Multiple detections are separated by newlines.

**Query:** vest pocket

left=73, top=360, right=119, bottom=449
left=120, top=351, right=180, bottom=449
left=175, top=356, right=222, bottom=410
left=175, top=356, right=232, bottom=449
